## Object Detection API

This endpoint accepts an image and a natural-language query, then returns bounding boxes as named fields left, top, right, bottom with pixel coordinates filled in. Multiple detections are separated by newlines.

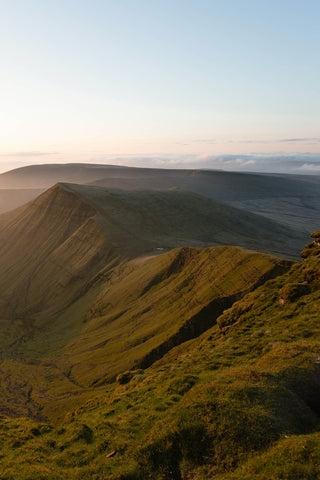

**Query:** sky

left=0, top=0, right=319, bottom=172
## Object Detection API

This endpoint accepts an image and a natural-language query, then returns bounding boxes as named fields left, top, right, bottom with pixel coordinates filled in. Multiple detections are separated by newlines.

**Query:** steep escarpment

left=83, top=233, right=320, bottom=479
left=56, top=246, right=290, bottom=386
left=0, top=184, right=115, bottom=321
left=0, top=233, right=318, bottom=479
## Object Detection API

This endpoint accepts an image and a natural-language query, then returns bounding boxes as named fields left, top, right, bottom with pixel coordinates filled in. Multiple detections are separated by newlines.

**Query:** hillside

left=0, top=163, right=319, bottom=234
left=0, top=244, right=288, bottom=422
left=0, top=184, right=114, bottom=325
left=0, top=182, right=301, bottom=352
left=0, top=163, right=129, bottom=189
left=0, top=180, right=317, bottom=480
left=46, top=245, right=289, bottom=387
left=60, top=183, right=307, bottom=256
left=0, top=236, right=318, bottom=478
left=91, top=169, right=320, bottom=233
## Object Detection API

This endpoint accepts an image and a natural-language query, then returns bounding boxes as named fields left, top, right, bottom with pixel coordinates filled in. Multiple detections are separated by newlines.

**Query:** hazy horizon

left=1, top=0, right=319, bottom=174
left=1, top=153, right=320, bottom=176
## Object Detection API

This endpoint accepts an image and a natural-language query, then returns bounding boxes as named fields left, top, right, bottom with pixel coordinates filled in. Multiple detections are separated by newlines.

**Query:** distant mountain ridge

left=0, top=163, right=319, bottom=234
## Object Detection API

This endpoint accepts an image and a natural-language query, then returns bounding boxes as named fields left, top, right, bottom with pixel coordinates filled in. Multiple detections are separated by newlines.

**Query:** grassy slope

left=0, top=245, right=287, bottom=419
left=0, top=181, right=303, bottom=327
left=51, top=245, right=288, bottom=387
left=0, top=181, right=317, bottom=479
left=0, top=184, right=115, bottom=329
left=0, top=182, right=292, bottom=418
left=0, top=236, right=319, bottom=479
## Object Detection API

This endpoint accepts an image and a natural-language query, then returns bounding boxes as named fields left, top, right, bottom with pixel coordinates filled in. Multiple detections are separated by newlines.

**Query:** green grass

left=0, top=236, right=319, bottom=479
left=0, top=243, right=288, bottom=419
left=0, top=177, right=318, bottom=478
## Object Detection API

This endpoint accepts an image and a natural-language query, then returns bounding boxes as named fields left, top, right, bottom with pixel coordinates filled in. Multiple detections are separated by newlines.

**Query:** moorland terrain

left=1, top=163, right=320, bottom=234
left=0, top=164, right=319, bottom=479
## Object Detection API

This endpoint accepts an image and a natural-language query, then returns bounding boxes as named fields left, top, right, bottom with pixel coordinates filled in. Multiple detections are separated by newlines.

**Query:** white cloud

left=298, top=163, right=320, bottom=172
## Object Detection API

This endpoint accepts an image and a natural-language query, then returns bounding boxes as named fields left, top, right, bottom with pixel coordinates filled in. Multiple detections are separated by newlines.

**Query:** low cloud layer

left=201, top=154, right=320, bottom=174
left=0, top=152, right=319, bottom=175
left=93, top=153, right=320, bottom=175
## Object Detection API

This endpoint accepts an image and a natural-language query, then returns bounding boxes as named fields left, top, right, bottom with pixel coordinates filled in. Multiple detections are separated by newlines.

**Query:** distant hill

left=0, top=163, right=318, bottom=232
left=0, top=163, right=129, bottom=188
left=0, top=182, right=303, bottom=326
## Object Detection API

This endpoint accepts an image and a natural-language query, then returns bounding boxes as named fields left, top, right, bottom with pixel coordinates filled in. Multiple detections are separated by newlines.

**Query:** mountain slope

left=91, top=169, right=320, bottom=233
left=0, top=179, right=318, bottom=480
left=45, top=183, right=306, bottom=256
left=0, top=182, right=305, bottom=319
left=0, top=181, right=298, bottom=360
left=0, top=244, right=289, bottom=420
left=0, top=184, right=115, bottom=324
left=0, top=232, right=318, bottom=479
left=51, top=245, right=289, bottom=386
left=0, top=163, right=319, bottom=234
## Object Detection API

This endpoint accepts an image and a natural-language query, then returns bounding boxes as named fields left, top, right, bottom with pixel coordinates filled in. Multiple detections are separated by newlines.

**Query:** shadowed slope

left=52, top=183, right=306, bottom=257
left=54, top=246, right=289, bottom=386
left=91, top=169, right=320, bottom=233
left=0, top=163, right=319, bottom=233
left=0, top=184, right=116, bottom=323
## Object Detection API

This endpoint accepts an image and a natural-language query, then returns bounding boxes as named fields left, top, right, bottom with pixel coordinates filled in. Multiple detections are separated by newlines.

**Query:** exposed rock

left=279, top=282, right=311, bottom=305
left=301, top=231, right=320, bottom=258
left=116, top=369, right=143, bottom=385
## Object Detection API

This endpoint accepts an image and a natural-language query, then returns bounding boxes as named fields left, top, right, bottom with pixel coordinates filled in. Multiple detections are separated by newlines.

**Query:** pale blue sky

left=0, top=0, right=319, bottom=170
